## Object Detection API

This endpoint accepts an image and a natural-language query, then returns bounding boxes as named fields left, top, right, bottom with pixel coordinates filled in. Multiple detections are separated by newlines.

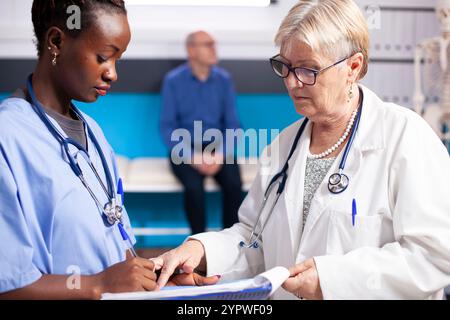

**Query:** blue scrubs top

left=0, top=97, right=135, bottom=293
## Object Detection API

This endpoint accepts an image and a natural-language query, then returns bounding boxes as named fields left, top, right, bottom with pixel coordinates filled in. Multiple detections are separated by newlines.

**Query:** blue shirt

left=160, top=63, right=240, bottom=155
left=0, top=97, right=135, bottom=293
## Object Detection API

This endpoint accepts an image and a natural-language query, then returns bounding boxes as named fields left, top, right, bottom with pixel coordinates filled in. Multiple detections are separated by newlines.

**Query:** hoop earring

left=52, top=52, right=57, bottom=67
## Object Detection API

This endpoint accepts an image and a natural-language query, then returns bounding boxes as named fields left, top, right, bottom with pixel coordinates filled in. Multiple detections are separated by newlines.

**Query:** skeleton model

left=413, top=0, right=450, bottom=148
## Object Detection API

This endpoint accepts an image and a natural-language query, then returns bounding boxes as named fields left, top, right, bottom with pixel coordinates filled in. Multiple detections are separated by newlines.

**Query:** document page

left=101, top=266, right=290, bottom=300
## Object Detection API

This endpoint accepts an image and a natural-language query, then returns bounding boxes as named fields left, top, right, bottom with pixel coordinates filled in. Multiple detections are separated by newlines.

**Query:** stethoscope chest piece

left=104, top=202, right=123, bottom=225
left=328, top=172, right=349, bottom=194
left=239, top=88, right=363, bottom=250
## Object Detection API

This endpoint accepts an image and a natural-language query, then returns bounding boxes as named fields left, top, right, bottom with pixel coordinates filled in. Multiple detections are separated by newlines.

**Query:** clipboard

left=101, top=266, right=289, bottom=300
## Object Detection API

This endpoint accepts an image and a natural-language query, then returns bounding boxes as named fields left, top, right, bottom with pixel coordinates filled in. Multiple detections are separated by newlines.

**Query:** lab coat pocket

left=326, top=210, right=383, bottom=254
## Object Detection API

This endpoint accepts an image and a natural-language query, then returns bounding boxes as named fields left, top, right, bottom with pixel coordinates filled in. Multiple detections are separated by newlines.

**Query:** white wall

left=0, top=0, right=440, bottom=59
left=0, top=0, right=293, bottom=59
left=0, top=0, right=442, bottom=107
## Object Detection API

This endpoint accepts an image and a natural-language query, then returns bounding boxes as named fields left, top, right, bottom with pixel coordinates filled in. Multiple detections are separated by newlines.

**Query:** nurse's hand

left=282, top=258, right=323, bottom=300
left=151, top=240, right=207, bottom=289
left=94, top=256, right=157, bottom=293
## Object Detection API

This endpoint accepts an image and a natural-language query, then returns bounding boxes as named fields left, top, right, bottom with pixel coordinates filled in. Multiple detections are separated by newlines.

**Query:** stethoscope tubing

left=26, top=74, right=116, bottom=210
left=240, top=91, right=363, bottom=249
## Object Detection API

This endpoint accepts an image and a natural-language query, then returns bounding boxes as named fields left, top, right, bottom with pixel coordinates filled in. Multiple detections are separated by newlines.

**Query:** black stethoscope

left=239, top=92, right=363, bottom=249
left=26, top=74, right=123, bottom=226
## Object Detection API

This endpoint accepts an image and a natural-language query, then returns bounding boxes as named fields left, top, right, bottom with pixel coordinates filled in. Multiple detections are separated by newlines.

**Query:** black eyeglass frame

left=269, top=54, right=352, bottom=86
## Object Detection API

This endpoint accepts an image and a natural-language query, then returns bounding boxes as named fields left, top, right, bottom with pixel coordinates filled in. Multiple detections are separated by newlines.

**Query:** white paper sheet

left=101, top=266, right=290, bottom=300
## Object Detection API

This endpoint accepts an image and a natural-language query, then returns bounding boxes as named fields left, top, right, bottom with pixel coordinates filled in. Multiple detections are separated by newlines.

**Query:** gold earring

left=52, top=52, right=57, bottom=66
left=347, top=83, right=353, bottom=103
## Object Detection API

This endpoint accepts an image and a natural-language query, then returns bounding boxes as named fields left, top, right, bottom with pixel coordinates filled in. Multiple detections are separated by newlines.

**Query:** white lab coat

left=190, top=85, right=450, bottom=300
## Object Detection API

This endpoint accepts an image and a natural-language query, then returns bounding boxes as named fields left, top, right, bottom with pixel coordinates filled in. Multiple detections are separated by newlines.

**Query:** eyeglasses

left=269, top=54, right=350, bottom=86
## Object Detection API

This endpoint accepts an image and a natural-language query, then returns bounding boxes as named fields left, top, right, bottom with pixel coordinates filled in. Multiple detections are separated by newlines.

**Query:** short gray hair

left=275, top=0, right=369, bottom=80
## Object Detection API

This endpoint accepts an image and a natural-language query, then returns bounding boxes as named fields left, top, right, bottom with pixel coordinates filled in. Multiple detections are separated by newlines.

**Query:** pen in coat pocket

left=352, top=198, right=357, bottom=226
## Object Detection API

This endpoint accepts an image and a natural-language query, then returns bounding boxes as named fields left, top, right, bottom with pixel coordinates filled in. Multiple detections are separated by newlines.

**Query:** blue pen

left=117, top=178, right=124, bottom=207
left=352, top=198, right=357, bottom=226
left=118, top=222, right=138, bottom=257
left=117, top=178, right=138, bottom=257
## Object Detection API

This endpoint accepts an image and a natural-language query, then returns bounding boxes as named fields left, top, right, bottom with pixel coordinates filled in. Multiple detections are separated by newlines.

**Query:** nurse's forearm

left=0, top=274, right=101, bottom=300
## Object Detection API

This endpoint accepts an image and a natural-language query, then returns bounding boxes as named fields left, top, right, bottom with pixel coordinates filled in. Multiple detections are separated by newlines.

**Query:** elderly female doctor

left=0, top=0, right=218, bottom=299
left=154, top=0, right=450, bottom=300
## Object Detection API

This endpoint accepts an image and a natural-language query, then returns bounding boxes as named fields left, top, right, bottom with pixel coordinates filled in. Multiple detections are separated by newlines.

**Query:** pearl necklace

left=308, top=109, right=358, bottom=159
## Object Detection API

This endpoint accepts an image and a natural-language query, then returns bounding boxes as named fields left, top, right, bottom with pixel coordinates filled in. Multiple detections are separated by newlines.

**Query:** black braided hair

left=32, top=0, right=127, bottom=57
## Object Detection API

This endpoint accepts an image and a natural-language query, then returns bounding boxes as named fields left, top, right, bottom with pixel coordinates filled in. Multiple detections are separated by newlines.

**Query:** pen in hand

left=117, top=178, right=138, bottom=258
left=118, top=222, right=138, bottom=258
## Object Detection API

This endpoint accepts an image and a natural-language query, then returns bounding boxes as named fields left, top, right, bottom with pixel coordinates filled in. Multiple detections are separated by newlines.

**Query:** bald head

left=186, top=30, right=214, bottom=48
left=185, top=30, right=217, bottom=67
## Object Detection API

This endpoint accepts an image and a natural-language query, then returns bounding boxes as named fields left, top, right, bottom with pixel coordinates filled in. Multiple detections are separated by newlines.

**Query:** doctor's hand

left=151, top=240, right=207, bottom=289
left=93, top=256, right=157, bottom=294
left=167, top=273, right=220, bottom=287
left=282, top=258, right=323, bottom=300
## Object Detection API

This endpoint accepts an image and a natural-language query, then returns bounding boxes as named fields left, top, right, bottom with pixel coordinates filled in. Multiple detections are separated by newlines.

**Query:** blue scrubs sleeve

left=0, top=155, right=42, bottom=293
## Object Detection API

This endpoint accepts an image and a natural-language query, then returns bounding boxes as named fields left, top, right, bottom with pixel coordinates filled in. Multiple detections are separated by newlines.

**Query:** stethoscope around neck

left=26, top=74, right=123, bottom=226
left=239, top=95, right=363, bottom=249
